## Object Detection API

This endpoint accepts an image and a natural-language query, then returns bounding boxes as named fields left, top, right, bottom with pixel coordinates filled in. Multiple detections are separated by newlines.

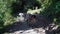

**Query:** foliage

left=0, top=0, right=16, bottom=29
left=40, top=0, right=60, bottom=25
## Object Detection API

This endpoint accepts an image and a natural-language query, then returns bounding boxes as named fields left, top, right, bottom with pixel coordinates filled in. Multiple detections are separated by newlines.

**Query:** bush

left=0, top=0, right=16, bottom=29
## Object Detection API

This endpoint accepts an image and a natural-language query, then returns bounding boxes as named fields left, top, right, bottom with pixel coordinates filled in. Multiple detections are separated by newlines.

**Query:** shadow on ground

left=0, top=18, right=60, bottom=34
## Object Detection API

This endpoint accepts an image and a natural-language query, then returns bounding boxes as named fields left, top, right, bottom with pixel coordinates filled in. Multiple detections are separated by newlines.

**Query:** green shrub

left=0, top=0, right=16, bottom=29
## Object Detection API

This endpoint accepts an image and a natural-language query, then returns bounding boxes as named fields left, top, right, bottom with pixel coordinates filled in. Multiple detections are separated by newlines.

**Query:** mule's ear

left=31, top=15, right=36, bottom=18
